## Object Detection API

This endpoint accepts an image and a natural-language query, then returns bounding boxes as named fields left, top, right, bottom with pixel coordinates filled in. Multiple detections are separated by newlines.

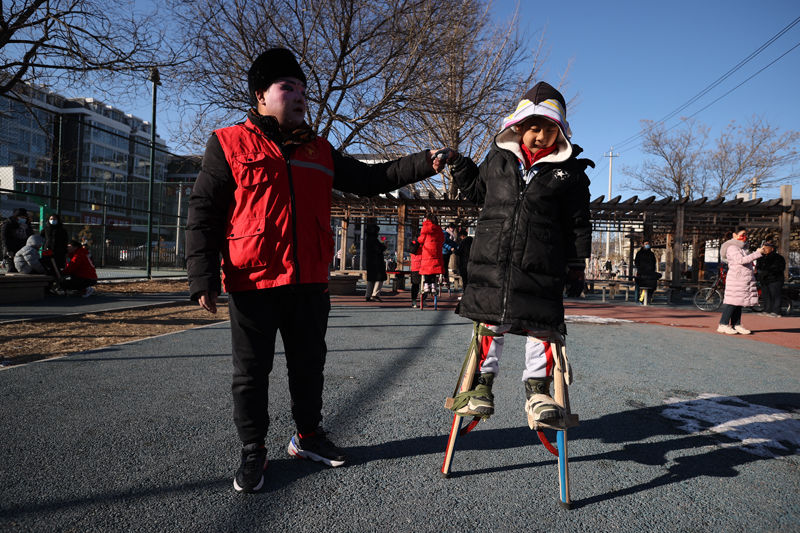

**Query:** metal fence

left=1, top=88, right=195, bottom=276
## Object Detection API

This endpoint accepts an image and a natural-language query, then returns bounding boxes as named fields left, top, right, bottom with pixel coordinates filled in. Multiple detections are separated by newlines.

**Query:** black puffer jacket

left=450, top=144, right=593, bottom=334
left=364, top=233, right=387, bottom=282
left=756, top=252, right=785, bottom=284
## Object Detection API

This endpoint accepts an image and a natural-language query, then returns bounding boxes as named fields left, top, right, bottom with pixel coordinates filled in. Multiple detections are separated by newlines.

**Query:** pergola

left=331, top=184, right=799, bottom=285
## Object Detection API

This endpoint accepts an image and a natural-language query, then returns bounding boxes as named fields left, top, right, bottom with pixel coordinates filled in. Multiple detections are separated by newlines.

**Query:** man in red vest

left=186, top=47, right=454, bottom=493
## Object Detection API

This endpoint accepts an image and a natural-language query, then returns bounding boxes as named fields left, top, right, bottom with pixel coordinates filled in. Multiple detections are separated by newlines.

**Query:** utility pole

left=145, top=67, right=160, bottom=279
left=604, top=147, right=619, bottom=259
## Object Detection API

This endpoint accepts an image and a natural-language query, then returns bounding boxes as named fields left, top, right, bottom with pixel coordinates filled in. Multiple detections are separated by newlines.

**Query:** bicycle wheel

left=694, top=288, right=722, bottom=311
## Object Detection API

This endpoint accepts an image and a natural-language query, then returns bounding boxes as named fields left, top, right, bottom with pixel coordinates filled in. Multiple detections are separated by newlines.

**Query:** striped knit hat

left=501, top=81, right=571, bottom=139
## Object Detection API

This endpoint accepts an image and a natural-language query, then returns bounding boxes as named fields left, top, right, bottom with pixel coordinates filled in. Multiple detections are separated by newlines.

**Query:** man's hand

left=198, top=290, right=219, bottom=314
left=428, top=148, right=458, bottom=173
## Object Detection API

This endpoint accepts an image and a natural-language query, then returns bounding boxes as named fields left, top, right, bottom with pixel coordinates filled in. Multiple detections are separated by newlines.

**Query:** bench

left=386, top=270, right=411, bottom=292
left=328, top=274, right=360, bottom=295
left=0, top=273, right=53, bottom=304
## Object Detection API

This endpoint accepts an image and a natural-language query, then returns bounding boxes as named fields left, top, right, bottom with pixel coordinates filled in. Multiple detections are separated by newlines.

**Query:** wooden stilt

left=552, top=341, right=574, bottom=508
left=441, top=325, right=482, bottom=477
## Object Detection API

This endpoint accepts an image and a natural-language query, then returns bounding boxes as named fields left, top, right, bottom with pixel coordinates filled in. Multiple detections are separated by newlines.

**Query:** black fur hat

left=247, top=48, right=307, bottom=106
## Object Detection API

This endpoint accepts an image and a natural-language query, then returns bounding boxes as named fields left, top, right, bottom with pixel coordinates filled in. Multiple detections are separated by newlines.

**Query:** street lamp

left=145, top=67, right=160, bottom=279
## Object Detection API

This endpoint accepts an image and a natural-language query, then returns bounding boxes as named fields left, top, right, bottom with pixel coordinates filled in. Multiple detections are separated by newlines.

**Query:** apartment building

left=0, top=81, right=169, bottom=241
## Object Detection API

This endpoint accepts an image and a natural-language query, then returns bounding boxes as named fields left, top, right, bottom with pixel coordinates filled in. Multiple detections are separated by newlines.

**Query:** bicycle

left=693, top=271, right=725, bottom=312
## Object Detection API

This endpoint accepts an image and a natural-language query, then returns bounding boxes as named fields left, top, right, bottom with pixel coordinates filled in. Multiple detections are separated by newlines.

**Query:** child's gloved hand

left=428, top=148, right=459, bottom=173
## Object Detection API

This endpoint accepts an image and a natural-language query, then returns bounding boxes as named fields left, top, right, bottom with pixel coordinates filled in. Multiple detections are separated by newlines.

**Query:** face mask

left=17, top=217, right=26, bottom=224
left=735, top=234, right=747, bottom=242
left=49, top=219, right=57, bottom=225
left=644, top=245, right=651, bottom=250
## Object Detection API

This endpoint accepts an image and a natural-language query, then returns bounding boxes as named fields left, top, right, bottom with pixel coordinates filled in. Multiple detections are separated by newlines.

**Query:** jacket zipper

left=283, top=153, right=301, bottom=284
left=500, top=167, right=528, bottom=323
left=245, top=123, right=302, bottom=284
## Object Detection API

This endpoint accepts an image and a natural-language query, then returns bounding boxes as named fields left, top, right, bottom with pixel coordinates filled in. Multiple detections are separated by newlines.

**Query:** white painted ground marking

left=662, top=393, right=800, bottom=458
left=565, top=315, right=632, bottom=324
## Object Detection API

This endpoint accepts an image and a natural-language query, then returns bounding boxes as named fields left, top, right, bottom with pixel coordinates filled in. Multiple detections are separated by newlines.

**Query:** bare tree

left=360, top=2, right=561, bottom=198
left=170, top=0, right=458, bottom=149
left=704, top=116, right=800, bottom=199
left=622, top=118, right=709, bottom=199
left=0, top=0, right=185, bottom=97
left=169, top=0, right=558, bottom=184
left=624, top=116, right=800, bottom=200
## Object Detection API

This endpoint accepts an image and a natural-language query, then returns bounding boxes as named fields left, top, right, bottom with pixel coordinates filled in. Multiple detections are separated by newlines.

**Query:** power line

left=589, top=16, right=800, bottom=167
left=622, top=38, right=800, bottom=152
left=613, top=16, right=800, bottom=153
left=682, top=39, right=800, bottom=123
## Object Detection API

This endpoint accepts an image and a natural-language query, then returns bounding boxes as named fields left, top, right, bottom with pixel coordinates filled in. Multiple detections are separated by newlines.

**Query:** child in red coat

left=61, top=240, right=98, bottom=297
left=416, top=213, right=445, bottom=300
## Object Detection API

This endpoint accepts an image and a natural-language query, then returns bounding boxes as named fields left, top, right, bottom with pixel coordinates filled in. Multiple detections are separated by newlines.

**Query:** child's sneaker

left=287, top=428, right=346, bottom=467
left=456, top=373, right=495, bottom=416
left=733, top=325, right=751, bottom=335
left=233, top=443, right=268, bottom=493
left=470, top=373, right=495, bottom=415
left=525, top=377, right=561, bottom=428
left=717, top=324, right=737, bottom=335
left=82, top=286, right=95, bottom=298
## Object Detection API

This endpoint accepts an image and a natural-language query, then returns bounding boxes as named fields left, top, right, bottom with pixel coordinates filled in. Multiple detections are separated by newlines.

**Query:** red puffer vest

left=215, top=120, right=336, bottom=291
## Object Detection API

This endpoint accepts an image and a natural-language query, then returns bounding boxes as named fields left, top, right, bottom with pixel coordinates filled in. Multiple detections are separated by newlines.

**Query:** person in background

left=755, top=240, right=786, bottom=317
left=634, top=240, right=658, bottom=304
left=409, top=237, right=422, bottom=308
left=41, top=213, right=69, bottom=270
left=416, top=213, right=445, bottom=302
left=185, top=47, right=455, bottom=493
left=454, top=228, right=472, bottom=289
left=13, top=234, right=46, bottom=274
left=441, top=223, right=457, bottom=289
left=364, top=223, right=387, bottom=302
left=61, top=239, right=98, bottom=297
left=717, top=227, right=767, bottom=334
left=2, top=208, right=34, bottom=273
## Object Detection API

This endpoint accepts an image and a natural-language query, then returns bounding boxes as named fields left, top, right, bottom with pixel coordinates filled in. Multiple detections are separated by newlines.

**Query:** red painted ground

left=331, top=291, right=800, bottom=351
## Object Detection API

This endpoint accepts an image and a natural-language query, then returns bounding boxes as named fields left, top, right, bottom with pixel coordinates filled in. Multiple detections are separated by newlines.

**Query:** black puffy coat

left=756, top=252, right=785, bottom=284
left=365, top=234, right=387, bottom=282
left=41, top=221, right=69, bottom=268
left=450, top=144, right=593, bottom=334
left=634, top=248, right=659, bottom=289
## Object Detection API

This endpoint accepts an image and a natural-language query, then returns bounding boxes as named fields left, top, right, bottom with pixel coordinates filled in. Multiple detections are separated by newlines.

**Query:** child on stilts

left=446, top=81, right=593, bottom=426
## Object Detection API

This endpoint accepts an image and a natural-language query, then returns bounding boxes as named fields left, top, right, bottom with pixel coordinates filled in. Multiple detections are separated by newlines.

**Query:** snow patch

left=565, top=314, right=633, bottom=324
left=662, top=393, right=800, bottom=458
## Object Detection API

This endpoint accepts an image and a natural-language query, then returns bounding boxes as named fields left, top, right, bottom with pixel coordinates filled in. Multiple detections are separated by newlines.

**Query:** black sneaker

left=233, top=443, right=268, bottom=493
left=287, top=428, right=346, bottom=467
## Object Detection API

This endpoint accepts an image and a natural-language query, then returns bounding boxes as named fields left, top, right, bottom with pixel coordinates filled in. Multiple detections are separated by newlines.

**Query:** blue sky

left=120, top=1, right=799, bottom=201
left=492, top=0, right=800, bottom=200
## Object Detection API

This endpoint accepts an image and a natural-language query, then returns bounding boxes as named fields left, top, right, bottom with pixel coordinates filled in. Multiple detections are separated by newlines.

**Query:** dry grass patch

left=1, top=279, right=229, bottom=366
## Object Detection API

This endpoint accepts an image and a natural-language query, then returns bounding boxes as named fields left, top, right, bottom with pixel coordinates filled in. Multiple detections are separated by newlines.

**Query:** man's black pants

left=762, top=280, right=783, bottom=315
left=229, top=285, right=330, bottom=445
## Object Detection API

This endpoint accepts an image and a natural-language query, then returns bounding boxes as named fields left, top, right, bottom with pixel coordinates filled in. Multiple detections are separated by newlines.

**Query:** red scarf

left=520, top=143, right=557, bottom=169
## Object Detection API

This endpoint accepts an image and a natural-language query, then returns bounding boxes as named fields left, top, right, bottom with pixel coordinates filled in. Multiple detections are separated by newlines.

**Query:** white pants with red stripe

left=476, top=323, right=560, bottom=380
